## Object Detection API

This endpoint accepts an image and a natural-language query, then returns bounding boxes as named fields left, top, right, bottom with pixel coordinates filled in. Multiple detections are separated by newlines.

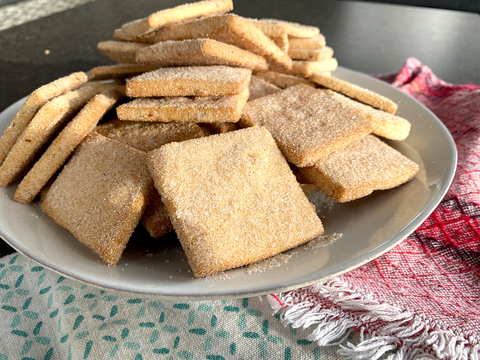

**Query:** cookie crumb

left=246, top=253, right=292, bottom=274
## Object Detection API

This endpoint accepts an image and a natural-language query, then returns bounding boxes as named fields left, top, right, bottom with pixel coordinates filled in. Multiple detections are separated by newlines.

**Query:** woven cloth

left=269, top=58, right=480, bottom=359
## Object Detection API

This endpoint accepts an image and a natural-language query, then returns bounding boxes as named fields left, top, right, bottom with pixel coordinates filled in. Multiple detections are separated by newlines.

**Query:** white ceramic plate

left=0, top=67, right=456, bottom=299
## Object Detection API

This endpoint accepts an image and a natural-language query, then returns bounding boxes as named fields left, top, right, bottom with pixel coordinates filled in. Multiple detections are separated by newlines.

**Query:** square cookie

left=126, top=66, right=251, bottom=97
left=241, top=84, right=372, bottom=167
left=41, top=132, right=154, bottom=265
left=148, top=127, right=324, bottom=277
left=117, top=88, right=249, bottom=123
left=136, top=39, right=268, bottom=71
left=300, top=134, right=419, bottom=202
left=95, top=119, right=204, bottom=152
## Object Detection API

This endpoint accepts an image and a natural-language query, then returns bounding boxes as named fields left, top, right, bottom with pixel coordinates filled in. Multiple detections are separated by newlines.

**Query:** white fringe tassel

left=267, top=278, right=479, bottom=360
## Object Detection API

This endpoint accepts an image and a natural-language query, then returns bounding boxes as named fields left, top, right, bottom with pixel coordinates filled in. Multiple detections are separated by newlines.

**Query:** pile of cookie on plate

left=0, top=0, right=419, bottom=278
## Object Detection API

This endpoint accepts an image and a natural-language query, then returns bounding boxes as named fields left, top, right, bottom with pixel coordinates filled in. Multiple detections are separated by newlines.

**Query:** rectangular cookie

left=86, top=64, right=159, bottom=81
left=252, top=70, right=315, bottom=88
left=289, top=34, right=326, bottom=49
left=260, top=19, right=320, bottom=38
left=148, top=126, right=324, bottom=277
left=117, top=88, right=249, bottom=123
left=152, top=14, right=292, bottom=71
left=246, top=18, right=289, bottom=52
left=299, top=134, right=419, bottom=202
left=114, top=0, right=233, bottom=41
left=140, top=189, right=174, bottom=238
left=286, top=58, right=338, bottom=78
left=288, top=46, right=333, bottom=62
left=324, top=90, right=411, bottom=140
left=310, top=72, right=398, bottom=114
left=14, top=88, right=125, bottom=205
left=41, top=132, right=154, bottom=265
left=95, top=119, right=204, bottom=152
left=126, top=65, right=251, bottom=97
left=136, top=38, right=268, bottom=70
left=240, top=84, right=372, bottom=167
left=248, top=75, right=281, bottom=101
left=0, top=82, right=120, bottom=187
left=0, top=72, right=88, bottom=166
left=97, top=41, right=149, bottom=64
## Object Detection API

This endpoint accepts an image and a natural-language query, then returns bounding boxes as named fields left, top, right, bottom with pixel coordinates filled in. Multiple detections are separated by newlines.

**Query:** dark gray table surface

left=0, top=0, right=479, bottom=256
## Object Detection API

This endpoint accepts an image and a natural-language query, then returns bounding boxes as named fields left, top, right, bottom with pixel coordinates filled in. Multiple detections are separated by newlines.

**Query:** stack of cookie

left=0, top=0, right=420, bottom=278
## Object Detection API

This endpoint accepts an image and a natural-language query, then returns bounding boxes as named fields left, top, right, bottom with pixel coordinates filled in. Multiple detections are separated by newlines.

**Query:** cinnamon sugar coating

left=114, top=0, right=233, bottom=41
left=246, top=18, right=289, bottom=52
left=240, top=84, right=372, bottom=167
left=126, top=66, right=251, bottom=97
left=87, top=64, right=159, bottom=81
left=140, top=189, right=174, bottom=238
left=286, top=58, right=338, bottom=78
left=117, top=88, right=249, bottom=123
left=41, top=132, right=154, bottom=265
left=248, top=75, right=281, bottom=101
left=14, top=88, right=125, bottom=205
left=299, top=135, right=419, bottom=202
left=252, top=70, right=315, bottom=89
left=0, top=72, right=88, bottom=166
left=325, top=90, right=411, bottom=140
left=95, top=119, right=204, bottom=152
left=148, top=127, right=324, bottom=277
left=136, top=38, right=268, bottom=70
left=260, top=19, right=319, bottom=38
left=0, top=82, right=120, bottom=188
left=310, top=73, right=398, bottom=114
left=97, top=41, right=149, bottom=64
left=289, top=34, right=326, bottom=49
left=95, top=120, right=203, bottom=239
left=288, top=46, right=333, bottom=62
left=152, top=14, right=292, bottom=71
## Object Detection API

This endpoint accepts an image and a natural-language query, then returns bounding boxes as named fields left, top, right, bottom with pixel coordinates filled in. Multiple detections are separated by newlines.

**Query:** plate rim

left=0, top=66, right=458, bottom=299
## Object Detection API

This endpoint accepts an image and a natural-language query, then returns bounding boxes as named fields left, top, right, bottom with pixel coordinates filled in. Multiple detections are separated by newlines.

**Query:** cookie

left=125, top=65, right=251, bottom=97
left=289, top=34, right=326, bottom=49
left=97, top=41, right=149, bottom=64
left=41, top=132, right=154, bottom=265
left=260, top=19, right=319, bottom=38
left=246, top=18, right=289, bottom=52
left=136, top=38, right=268, bottom=70
left=86, top=64, right=159, bottom=81
left=114, top=0, right=233, bottom=41
left=117, top=88, right=249, bottom=123
left=0, top=72, right=88, bottom=166
left=248, top=75, right=281, bottom=101
left=0, top=82, right=120, bottom=187
left=95, top=119, right=204, bottom=152
left=325, top=90, right=411, bottom=140
left=252, top=70, right=315, bottom=88
left=148, top=126, right=324, bottom=277
left=310, top=72, right=398, bottom=114
left=140, top=189, right=174, bottom=238
left=288, top=46, right=333, bottom=62
left=240, top=84, right=372, bottom=167
left=152, top=14, right=292, bottom=71
left=286, top=58, right=338, bottom=78
left=299, top=134, right=419, bottom=202
left=14, top=88, right=125, bottom=205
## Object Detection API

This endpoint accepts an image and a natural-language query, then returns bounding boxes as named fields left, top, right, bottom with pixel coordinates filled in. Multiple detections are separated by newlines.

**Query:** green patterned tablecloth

left=0, top=253, right=348, bottom=359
